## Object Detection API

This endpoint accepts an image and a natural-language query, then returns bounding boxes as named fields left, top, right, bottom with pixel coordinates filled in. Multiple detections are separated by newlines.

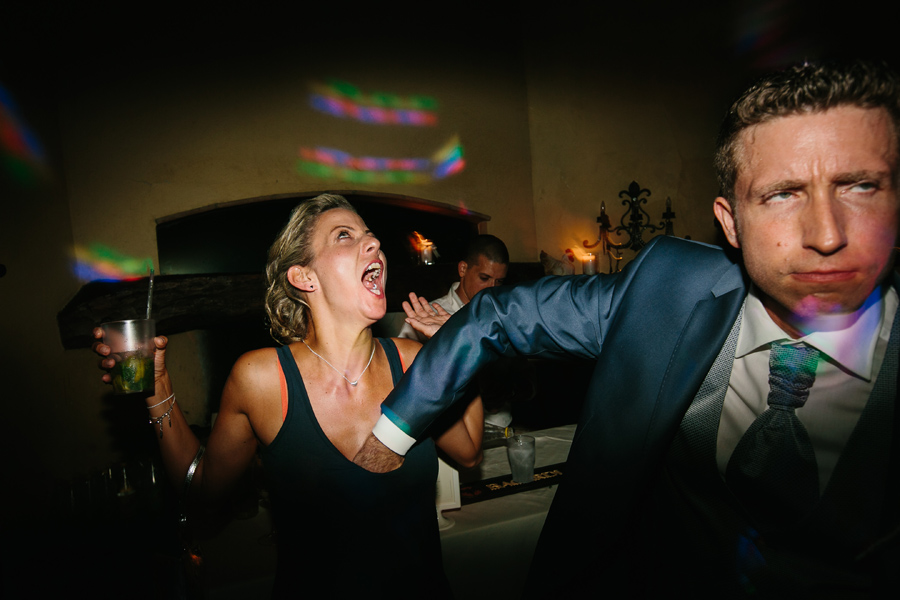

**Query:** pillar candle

left=582, top=253, right=597, bottom=275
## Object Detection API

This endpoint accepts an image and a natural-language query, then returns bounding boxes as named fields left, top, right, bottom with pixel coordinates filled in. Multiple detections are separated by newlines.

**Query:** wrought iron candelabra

left=584, top=181, right=675, bottom=273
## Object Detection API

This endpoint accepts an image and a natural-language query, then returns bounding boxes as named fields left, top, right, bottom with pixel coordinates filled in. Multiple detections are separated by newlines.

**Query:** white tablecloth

left=440, top=424, right=575, bottom=599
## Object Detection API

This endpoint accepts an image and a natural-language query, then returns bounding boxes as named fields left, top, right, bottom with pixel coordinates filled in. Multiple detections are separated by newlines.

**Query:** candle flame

left=409, top=231, right=437, bottom=265
left=408, top=231, right=434, bottom=252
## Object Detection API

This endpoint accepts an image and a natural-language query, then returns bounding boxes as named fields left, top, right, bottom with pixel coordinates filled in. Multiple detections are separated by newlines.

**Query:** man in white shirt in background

left=398, top=234, right=509, bottom=342
left=399, top=235, right=517, bottom=433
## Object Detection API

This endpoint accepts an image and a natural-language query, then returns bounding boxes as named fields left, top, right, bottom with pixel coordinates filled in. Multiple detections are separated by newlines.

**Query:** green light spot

left=331, top=80, right=360, bottom=99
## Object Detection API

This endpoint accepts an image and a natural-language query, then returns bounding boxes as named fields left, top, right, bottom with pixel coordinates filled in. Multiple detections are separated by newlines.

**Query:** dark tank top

left=262, top=339, right=450, bottom=599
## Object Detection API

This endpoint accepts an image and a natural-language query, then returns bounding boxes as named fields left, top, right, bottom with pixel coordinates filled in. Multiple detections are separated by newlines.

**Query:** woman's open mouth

left=362, top=260, right=383, bottom=296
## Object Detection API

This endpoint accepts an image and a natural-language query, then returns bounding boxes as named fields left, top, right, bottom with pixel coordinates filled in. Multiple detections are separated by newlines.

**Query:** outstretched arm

left=353, top=397, right=484, bottom=472
left=355, top=275, right=606, bottom=470
left=351, top=335, right=484, bottom=471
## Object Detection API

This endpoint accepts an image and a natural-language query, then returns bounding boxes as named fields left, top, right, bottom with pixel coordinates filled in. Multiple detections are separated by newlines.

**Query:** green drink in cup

left=102, top=319, right=156, bottom=394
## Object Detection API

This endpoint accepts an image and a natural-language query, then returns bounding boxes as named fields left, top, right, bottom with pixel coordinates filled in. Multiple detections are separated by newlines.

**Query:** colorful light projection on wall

left=73, top=243, right=154, bottom=283
left=297, top=135, right=465, bottom=185
left=309, top=80, right=439, bottom=126
left=0, top=82, right=48, bottom=187
left=301, top=79, right=463, bottom=184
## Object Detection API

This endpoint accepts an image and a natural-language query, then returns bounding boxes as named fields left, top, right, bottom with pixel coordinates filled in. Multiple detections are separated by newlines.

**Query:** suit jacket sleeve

left=382, top=272, right=614, bottom=439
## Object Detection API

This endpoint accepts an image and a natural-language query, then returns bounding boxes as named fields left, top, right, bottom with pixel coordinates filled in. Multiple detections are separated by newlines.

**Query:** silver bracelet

left=147, top=392, right=175, bottom=410
left=182, top=445, right=205, bottom=500
left=149, top=396, right=175, bottom=438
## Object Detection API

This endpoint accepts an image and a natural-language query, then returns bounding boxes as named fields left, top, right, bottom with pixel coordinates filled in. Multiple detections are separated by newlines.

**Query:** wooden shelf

left=56, top=263, right=545, bottom=349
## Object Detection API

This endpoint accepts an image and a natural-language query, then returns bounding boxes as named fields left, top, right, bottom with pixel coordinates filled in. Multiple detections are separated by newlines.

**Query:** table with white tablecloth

left=440, top=424, right=575, bottom=599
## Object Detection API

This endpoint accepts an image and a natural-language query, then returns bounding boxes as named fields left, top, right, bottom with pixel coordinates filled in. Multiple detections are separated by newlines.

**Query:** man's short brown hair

left=714, top=59, right=900, bottom=206
left=463, top=234, right=509, bottom=266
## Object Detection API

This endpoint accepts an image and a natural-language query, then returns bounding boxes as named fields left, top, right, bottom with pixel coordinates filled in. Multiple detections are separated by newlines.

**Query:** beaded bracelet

left=149, top=395, right=175, bottom=438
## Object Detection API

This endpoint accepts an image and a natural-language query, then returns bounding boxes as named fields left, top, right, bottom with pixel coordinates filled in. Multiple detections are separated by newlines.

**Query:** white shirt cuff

left=372, top=414, right=417, bottom=456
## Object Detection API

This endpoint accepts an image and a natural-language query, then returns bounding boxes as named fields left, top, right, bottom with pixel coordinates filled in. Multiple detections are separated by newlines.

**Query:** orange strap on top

left=279, top=362, right=288, bottom=422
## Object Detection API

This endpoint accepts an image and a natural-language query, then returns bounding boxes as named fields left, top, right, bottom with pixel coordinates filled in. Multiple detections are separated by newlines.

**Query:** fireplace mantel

left=57, top=263, right=544, bottom=350
left=58, top=191, right=542, bottom=349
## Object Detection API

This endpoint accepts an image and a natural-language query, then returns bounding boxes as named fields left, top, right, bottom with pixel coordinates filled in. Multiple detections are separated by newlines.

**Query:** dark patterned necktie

left=726, top=343, right=821, bottom=534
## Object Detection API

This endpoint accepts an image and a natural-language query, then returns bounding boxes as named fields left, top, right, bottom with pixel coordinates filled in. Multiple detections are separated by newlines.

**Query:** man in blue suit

left=355, top=60, right=900, bottom=596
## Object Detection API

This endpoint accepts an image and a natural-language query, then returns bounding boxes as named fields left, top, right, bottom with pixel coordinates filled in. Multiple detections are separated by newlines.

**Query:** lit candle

left=582, top=253, right=597, bottom=275
left=421, top=244, right=434, bottom=265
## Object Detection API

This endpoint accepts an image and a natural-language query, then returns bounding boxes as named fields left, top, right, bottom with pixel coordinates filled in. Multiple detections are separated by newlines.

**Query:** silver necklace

left=303, top=341, right=376, bottom=386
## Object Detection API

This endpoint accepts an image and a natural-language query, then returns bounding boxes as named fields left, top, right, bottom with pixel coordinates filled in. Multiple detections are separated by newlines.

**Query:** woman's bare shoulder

left=220, top=346, right=285, bottom=443
left=390, top=337, right=422, bottom=366
left=228, top=346, right=283, bottom=393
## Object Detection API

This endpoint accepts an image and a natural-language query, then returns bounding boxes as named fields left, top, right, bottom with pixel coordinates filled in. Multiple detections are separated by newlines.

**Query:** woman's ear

left=288, top=265, right=316, bottom=292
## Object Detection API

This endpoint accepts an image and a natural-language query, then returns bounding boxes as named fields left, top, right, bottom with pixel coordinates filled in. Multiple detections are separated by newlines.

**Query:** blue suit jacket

left=383, top=237, right=747, bottom=568
left=385, top=234, right=900, bottom=595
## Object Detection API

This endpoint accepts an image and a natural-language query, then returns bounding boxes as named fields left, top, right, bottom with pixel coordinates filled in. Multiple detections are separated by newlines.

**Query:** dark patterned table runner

left=459, top=462, right=565, bottom=505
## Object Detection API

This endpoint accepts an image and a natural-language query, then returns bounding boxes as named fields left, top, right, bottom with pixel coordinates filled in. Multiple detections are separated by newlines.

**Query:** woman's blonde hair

left=264, top=193, right=357, bottom=344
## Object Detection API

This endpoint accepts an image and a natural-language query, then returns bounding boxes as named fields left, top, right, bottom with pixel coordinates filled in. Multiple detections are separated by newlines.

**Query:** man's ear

left=287, top=265, right=316, bottom=292
left=458, top=260, right=468, bottom=279
left=714, top=197, right=741, bottom=249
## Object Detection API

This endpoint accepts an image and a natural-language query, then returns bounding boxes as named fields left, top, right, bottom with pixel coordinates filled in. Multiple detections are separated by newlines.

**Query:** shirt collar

left=448, top=281, right=465, bottom=311
left=736, top=284, right=892, bottom=380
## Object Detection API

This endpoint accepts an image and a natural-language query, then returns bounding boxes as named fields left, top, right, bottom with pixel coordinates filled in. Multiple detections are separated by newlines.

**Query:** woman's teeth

left=363, top=264, right=381, bottom=294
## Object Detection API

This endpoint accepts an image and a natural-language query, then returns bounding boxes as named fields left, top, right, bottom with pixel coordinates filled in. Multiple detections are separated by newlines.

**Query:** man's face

left=714, top=105, right=899, bottom=335
left=457, top=255, right=508, bottom=304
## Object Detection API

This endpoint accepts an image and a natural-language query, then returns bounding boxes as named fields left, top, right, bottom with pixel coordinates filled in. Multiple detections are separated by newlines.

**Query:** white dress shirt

left=717, top=284, right=897, bottom=492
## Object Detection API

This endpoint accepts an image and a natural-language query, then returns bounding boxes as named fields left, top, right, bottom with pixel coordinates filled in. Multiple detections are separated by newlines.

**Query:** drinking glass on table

left=507, top=434, right=535, bottom=483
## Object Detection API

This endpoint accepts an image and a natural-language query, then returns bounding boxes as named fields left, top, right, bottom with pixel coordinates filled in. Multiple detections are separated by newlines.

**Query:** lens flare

left=73, top=243, right=154, bottom=282
left=0, top=82, right=48, bottom=186
left=309, top=80, right=439, bottom=126
left=297, top=135, right=465, bottom=185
